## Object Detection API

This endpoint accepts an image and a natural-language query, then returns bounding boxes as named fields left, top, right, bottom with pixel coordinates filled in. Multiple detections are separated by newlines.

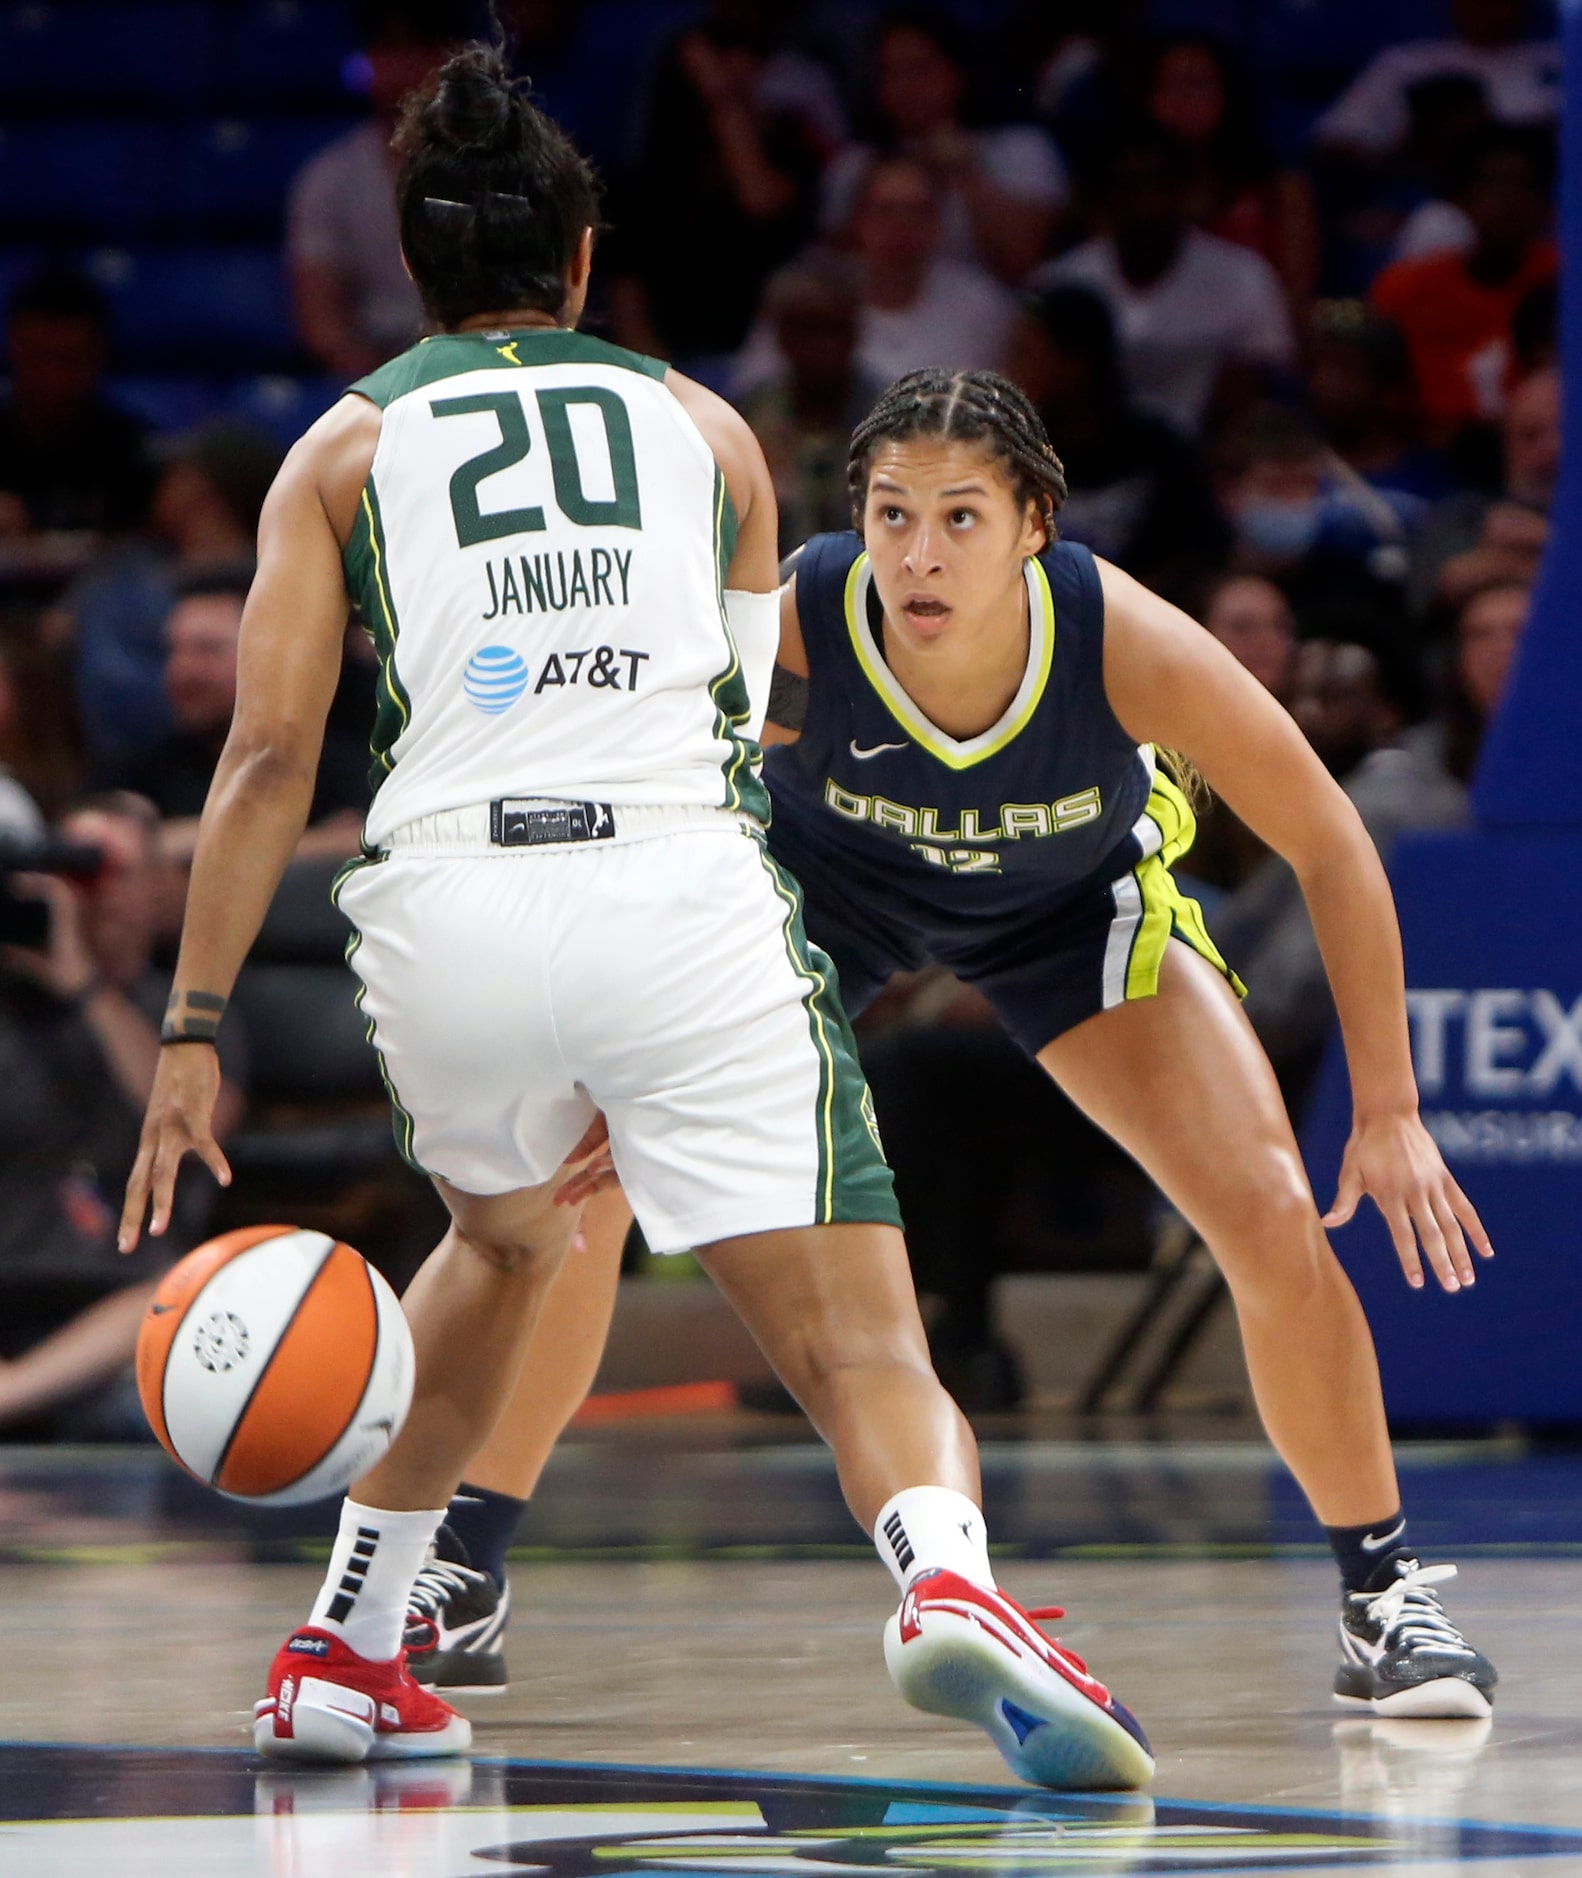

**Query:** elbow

left=217, top=734, right=320, bottom=802
left=1288, top=819, right=1387, bottom=899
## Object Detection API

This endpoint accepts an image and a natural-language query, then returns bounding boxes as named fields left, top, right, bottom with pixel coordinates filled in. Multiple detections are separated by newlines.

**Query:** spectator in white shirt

left=821, top=7, right=1066, bottom=285
left=1034, top=125, right=1294, bottom=434
left=846, top=157, right=1020, bottom=382
left=1315, top=0, right=1557, bottom=162
left=733, top=159, right=1018, bottom=395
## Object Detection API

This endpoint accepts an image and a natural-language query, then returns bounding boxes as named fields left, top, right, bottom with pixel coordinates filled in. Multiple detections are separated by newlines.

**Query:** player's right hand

left=119, top=1045, right=232, bottom=1252
left=552, top=1112, right=618, bottom=1209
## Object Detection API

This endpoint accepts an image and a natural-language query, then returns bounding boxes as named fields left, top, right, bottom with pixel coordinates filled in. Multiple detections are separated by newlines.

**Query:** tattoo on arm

left=161, top=988, right=227, bottom=1045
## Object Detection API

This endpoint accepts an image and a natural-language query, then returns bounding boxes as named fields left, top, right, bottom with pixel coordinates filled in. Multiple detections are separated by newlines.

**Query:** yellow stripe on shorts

left=1112, top=771, right=1245, bottom=1008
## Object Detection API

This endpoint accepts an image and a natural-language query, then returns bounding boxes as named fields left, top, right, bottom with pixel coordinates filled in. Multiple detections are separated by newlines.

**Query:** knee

left=1210, top=1154, right=1333, bottom=1302
left=781, top=1322, right=935, bottom=1407
left=451, top=1220, right=569, bottom=1283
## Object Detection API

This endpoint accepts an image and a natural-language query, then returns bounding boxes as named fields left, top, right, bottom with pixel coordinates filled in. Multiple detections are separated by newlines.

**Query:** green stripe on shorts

left=331, top=853, right=428, bottom=1175
left=750, top=833, right=901, bottom=1229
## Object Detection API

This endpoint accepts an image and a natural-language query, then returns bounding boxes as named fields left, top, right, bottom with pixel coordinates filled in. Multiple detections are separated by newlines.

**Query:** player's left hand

left=1322, top=1110, right=1493, bottom=1293
left=553, top=1113, right=618, bottom=1209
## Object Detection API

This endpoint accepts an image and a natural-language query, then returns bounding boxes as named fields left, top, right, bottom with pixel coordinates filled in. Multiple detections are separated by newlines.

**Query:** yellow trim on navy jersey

left=842, top=552, right=1056, bottom=770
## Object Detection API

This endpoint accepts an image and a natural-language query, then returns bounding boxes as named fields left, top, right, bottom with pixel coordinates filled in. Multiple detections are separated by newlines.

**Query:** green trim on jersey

left=350, top=327, right=668, bottom=409
left=707, top=465, right=769, bottom=823
left=343, top=480, right=411, bottom=788
left=330, top=854, right=427, bottom=1175
left=751, top=830, right=901, bottom=1229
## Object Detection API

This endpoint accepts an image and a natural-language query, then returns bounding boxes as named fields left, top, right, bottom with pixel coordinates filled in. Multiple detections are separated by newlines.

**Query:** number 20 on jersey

left=431, top=386, right=642, bottom=548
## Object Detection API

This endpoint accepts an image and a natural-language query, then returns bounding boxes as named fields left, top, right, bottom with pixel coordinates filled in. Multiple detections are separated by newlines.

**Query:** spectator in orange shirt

left=1371, top=124, right=1554, bottom=435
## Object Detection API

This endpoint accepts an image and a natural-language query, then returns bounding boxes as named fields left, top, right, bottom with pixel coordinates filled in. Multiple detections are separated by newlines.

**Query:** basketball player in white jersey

left=117, top=44, right=1153, bottom=1789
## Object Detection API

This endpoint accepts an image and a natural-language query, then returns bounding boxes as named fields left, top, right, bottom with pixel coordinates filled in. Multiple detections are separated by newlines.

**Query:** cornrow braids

left=847, top=369, right=1069, bottom=534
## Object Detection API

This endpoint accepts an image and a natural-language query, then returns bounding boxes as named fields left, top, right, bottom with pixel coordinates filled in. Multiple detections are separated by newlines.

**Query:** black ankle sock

left=1326, top=1510, right=1415, bottom=1593
left=437, top=1481, right=527, bottom=1590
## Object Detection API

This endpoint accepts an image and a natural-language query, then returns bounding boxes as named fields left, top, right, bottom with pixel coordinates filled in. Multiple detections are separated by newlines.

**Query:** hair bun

left=431, top=43, right=516, bottom=152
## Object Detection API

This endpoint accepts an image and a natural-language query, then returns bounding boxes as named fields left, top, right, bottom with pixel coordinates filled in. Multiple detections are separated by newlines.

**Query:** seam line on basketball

left=210, top=1237, right=337, bottom=1489
left=262, top=1245, right=384, bottom=1498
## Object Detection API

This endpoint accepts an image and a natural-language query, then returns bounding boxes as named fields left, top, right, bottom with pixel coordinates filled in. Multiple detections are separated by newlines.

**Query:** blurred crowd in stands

left=0, top=0, right=1562, bottom=1425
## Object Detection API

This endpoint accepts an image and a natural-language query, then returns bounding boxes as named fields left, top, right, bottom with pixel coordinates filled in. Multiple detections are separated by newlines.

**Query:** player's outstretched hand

left=119, top=1044, right=232, bottom=1252
left=1322, top=1110, right=1493, bottom=1292
left=552, top=1112, right=618, bottom=1209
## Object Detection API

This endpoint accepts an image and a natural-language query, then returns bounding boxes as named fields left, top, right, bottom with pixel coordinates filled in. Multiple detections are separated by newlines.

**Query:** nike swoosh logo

left=849, top=740, right=908, bottom=760
left=149, top=1302, right=174, bottom=1315
left=1360, top=1520, right=1407, bottom=1551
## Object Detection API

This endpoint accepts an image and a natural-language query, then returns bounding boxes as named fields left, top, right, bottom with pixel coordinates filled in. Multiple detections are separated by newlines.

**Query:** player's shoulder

left=663, top=367, right=760, bottom=461
left=1038, top=534, right=1101, bottom=607
left=792, top=531, right=865, bottom=613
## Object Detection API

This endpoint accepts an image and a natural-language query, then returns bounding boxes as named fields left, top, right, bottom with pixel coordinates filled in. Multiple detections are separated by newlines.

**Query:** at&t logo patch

left=464, top=645, right=530, bottom=714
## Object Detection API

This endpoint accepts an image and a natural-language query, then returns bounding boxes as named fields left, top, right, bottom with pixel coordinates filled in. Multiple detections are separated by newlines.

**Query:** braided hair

left=847, top=369, right=1068, bottom=536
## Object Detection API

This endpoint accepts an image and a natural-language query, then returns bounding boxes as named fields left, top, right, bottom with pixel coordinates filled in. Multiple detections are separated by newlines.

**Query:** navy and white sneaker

left=403, top=1557, right=510, bottom=1693
left=1334, top=1560, right=1496, bottom=1719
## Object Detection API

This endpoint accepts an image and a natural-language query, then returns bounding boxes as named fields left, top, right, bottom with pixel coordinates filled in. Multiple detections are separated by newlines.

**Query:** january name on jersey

left=482, top=545, right=635, bottom=620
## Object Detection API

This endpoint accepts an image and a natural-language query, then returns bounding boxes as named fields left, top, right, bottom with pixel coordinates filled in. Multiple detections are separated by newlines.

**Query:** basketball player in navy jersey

left=415, top=371, right=1499, bottom=1727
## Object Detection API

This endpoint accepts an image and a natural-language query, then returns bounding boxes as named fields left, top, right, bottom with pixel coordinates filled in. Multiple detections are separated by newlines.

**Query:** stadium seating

left=0, top=2, right=216, bottom=109
left=176, top=118, right=346, bottom=238
left=82, top=245, right=296, bottom=368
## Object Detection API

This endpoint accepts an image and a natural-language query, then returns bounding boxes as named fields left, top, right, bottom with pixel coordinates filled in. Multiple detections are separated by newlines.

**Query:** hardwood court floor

left=7, top=1560, right=1582, bottom=1825
left=5, top=1436, right=1582, bottom=1873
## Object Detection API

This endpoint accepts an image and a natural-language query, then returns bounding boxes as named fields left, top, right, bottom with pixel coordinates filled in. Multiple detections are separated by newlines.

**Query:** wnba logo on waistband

left=464, top=645, right=530, bottom=715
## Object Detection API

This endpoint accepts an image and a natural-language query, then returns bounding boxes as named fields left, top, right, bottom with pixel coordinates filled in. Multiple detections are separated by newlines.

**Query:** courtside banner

left=1301, top=826, right=1582, bottom=1424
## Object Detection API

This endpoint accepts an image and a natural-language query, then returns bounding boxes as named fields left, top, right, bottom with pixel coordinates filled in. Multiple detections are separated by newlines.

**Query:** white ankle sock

left=873, top=1485, right=996, bottom=1592
left=308, top=1499, right=446, bottom=1661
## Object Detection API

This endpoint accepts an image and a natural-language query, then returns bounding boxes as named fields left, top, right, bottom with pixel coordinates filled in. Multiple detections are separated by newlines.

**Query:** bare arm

left=120, top=398, right=376, bottom=1247
left=664, top=369, right=780, bottom=592
left=0, top=1279, right=159, bottom=1431
left=3, top=877, right=244, bottom=1136
left=678, top=34, right=799, bottom=222
left=757, top=570, right=808, bottom=745
left=78, top=985, right=244, bottom=1141
left=1097, top=556, right=1491, bottom=1289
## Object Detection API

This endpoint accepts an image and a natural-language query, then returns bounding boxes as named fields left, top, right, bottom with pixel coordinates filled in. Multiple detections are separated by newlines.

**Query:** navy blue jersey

left=765, top=531, right=1157, bottom=934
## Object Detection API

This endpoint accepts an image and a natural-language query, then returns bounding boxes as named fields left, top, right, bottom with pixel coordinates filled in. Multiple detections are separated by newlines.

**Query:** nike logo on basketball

left=850, top=740, right=907, bottom=760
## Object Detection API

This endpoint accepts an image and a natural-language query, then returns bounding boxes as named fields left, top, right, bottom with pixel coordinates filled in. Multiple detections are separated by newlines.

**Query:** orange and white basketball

left=135, top=1226, right=414, bottom=1505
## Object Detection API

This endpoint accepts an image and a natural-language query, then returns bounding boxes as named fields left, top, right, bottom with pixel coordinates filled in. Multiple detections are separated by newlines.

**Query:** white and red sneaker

left=884, top=1569, right=1154, bottom=1790
left=253, top=1627, right=473, bottom=1763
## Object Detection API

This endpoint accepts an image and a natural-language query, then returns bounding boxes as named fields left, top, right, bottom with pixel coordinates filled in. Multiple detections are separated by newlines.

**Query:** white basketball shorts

left=332, top=819, right=898, bottom=1254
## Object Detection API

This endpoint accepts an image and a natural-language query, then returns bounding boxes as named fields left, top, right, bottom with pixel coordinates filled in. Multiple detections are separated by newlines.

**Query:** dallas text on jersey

left=824, top=778, right=1105, bottom=874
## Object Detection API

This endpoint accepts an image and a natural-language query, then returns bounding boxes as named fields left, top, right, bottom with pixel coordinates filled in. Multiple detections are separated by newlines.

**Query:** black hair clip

left=482, top=191, right=537, bottom=219
left=423, top=197, right=477, bottom=234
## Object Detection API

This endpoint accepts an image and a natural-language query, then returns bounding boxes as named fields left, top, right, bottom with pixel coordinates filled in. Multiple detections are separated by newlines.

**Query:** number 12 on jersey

left=431, top=386, right=642, bottom=548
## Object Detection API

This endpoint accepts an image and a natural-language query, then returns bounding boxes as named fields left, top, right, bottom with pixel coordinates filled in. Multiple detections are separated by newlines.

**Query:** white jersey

left=346, top=327, right=764, bottom=847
